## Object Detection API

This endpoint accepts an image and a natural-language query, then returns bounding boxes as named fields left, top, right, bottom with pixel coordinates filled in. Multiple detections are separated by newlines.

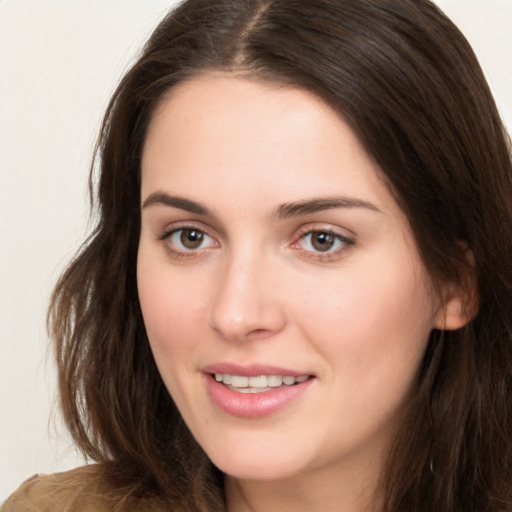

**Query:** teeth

left=214, top=373, right=309, bottom=389
left=231, top=375, right=249, bottom=388
left=248, top=375, right=267, bottom=387
left=267, top=375, right=283, bottom=387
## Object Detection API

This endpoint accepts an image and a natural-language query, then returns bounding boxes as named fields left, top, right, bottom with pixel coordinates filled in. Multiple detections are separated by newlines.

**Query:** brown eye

left=297, top=229, right=352, bottom=257
left=162, top=227, right=217, bottom=257
left=179, top=229, right=204, bottom=249
left=310, top=232, right=336, bottom=252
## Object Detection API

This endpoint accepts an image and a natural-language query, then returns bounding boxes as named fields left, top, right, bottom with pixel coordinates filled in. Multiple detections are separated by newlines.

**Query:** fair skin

left=137, top=74, right=465, bottom=512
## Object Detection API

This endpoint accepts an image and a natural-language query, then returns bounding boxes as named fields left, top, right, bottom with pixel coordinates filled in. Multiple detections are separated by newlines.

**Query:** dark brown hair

left=49, top=0, right=512, bottom=510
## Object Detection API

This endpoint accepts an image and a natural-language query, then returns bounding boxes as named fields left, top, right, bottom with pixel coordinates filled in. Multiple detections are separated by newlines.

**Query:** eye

left=173, top=228, right=208, bottom=250
left=161, top=227, right=218, bottom=255
left=295, top=229, right=353, bottom=257
left=301, top=231, right=340, bottom=252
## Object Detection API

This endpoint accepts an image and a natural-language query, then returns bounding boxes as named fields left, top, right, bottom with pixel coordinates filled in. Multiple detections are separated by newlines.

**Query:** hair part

left=49, top=1, right=512, bottom=510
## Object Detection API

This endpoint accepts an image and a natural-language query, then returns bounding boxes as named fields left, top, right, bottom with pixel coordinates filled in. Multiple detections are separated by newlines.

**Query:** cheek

left=137, top=254, right=206, bottom=360
left=295, top=257, right=435, bottom=382
left=137, top=258, right=213, bottom=416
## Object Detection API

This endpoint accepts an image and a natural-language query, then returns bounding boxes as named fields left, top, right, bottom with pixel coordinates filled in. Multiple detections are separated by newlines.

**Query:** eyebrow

left=141, top=192, right=381, bottom=219
left=142, top=192, right=212, bottom=216
left=271, top=196, right=381, bottom=220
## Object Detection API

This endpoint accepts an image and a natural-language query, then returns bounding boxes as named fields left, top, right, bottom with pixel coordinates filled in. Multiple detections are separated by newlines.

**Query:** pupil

left=181, top=229, right=203, bottom=249
left=312, top=232, right=334, bottom=252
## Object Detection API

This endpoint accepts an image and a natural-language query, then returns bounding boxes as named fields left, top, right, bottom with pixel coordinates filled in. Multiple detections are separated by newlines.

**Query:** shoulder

left=3, top=465, right=113, bottom=512
left=2, top=465, right=167, bottom=512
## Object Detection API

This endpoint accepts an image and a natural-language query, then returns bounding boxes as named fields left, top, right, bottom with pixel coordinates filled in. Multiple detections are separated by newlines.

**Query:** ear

left=433, top=250, right=479, bottom=331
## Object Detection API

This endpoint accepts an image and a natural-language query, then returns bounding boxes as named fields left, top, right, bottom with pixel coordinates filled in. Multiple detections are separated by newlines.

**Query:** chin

left=203, top=436, right=315, bottom=482
left=216, top=458, right=302, bottom=482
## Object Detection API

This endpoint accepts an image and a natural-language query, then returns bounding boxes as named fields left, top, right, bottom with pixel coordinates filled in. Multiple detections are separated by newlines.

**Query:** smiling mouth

left=213, top=373, right=311, bottom=394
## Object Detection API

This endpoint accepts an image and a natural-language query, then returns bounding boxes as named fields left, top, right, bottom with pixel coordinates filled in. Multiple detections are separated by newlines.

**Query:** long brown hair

left=49, top=0, right=512, bottom=510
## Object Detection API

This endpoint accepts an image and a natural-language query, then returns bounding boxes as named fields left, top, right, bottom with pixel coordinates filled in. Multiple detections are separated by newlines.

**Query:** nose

left=208, top=249, right=286, bottom=342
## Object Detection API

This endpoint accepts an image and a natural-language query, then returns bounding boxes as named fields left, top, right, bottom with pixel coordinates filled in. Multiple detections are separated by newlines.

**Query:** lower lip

left=204, top=374, right=314, bottom=419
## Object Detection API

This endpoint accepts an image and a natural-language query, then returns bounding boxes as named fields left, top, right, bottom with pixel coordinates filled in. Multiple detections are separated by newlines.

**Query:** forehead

left=140, top=73, right=396, bottom=216
left=144, top=74, right=348, bottom=160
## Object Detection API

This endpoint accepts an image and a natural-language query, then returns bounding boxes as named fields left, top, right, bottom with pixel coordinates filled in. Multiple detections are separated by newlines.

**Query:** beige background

left=1, top=0, right=511, bottom=499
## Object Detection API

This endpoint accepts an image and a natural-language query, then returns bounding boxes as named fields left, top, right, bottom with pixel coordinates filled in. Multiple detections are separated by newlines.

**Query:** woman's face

left=137, top=75, right=444, bottom=485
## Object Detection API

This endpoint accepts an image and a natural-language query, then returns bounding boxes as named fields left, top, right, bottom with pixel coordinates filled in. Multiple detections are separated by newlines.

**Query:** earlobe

left=434, top=261, right=479, bottom=331
left=434, top=289, right=478, bottom=331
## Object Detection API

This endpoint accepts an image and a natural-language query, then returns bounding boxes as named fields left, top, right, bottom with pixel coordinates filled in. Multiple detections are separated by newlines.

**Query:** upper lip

left=202, top=363, right=311, bottom=377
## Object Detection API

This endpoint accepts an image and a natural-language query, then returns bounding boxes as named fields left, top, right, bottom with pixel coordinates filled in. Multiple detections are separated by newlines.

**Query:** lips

left=202, top=364, right=314, bottom=418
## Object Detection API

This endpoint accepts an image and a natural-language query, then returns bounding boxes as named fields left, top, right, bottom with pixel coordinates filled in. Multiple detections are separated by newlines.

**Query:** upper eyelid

left=159, top=221, right=217, bottom=239
left=153, top=214, right=230, bottom=241
left=293, top=223, right=356, bottom=241
left=299, top=229, right=352, bottom=241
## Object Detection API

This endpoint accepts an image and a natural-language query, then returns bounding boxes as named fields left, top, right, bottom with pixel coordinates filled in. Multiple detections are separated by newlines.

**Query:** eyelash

left=158, top=225, right=354, bottom=261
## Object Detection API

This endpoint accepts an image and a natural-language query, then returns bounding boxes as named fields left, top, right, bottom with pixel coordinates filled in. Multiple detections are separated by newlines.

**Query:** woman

left=5, top=0, right=512, bottom=511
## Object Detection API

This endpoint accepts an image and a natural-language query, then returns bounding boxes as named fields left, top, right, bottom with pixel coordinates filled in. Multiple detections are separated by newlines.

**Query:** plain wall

left=1, top=0, right=511, bottom=499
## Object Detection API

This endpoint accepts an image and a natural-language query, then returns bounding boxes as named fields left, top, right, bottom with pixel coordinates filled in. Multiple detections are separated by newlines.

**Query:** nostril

left=245, top=328, right=274, bottom=339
